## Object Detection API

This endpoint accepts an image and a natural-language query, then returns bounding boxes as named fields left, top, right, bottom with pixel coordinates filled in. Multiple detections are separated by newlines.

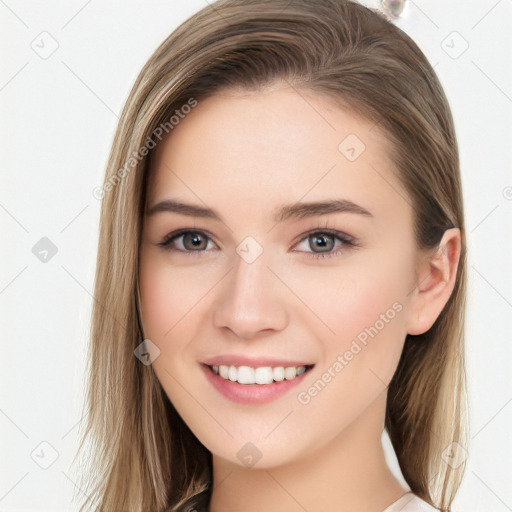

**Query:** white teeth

left=238, top=366, right=255, bottom=385
left=273, top=366, right=285, bottom=382
left=255, top=367, right=273, bottom=384
left=214, top=364, right=309, bottom=385
left=228, top=365, right=237, bottom=382
left=284, top=367, right=297, bottom=380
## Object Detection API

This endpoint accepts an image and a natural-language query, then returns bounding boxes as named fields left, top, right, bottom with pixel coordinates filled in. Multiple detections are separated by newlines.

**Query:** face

left=139, top=84, right=422, bottom=468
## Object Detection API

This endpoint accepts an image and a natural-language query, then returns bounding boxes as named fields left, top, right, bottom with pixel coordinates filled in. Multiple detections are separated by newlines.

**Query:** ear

left=406, top=228, right=462, bottom=336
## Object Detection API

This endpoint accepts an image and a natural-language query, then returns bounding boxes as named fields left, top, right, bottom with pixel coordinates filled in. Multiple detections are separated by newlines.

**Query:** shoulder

left=383, top=493, right=439, bottom=512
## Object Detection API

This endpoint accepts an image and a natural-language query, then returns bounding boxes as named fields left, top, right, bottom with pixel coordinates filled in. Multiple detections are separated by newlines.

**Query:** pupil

left=312, top=234, right=332, bottom=252
left=186, top=233, right=205, bottom=250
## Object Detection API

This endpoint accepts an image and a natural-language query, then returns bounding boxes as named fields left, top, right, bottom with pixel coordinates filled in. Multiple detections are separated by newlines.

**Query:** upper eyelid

left=293, top=228, right=353, bottom=244
left=160, top=228, right=219, bottom=247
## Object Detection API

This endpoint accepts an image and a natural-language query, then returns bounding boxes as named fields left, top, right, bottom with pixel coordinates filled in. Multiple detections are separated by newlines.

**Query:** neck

left=208, top=393, right=407, bottom=512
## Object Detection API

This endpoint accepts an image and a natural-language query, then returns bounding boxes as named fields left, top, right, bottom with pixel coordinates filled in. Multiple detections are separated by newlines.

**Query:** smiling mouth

left=207, top=364, right=315, bottom=385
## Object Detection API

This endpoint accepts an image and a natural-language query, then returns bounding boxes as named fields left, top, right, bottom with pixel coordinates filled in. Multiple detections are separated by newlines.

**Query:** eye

left=157, top=228, right=356, bottom=260
left=157, top=230, right=218, bottom=254
left=293, top=230, right=355, bottom=260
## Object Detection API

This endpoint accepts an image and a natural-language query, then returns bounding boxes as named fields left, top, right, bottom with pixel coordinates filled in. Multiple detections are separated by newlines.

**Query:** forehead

left=147, top=85, right=410, bottom=226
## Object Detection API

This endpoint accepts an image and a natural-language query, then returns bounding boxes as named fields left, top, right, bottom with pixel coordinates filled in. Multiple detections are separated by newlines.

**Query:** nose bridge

left=213, top=243, right=288, bottom=338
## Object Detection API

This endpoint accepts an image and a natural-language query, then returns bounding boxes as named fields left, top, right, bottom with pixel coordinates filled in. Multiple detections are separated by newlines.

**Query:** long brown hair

left=75, top=1, right=468, bottom=510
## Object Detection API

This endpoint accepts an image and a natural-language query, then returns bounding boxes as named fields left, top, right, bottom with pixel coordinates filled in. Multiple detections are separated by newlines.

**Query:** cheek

left=286, top=250, right=412, bottom=340
left=291, top=262, right=410, bottom=439
left=139, top=265, right=180, bottom=340
left=285, top=247, right=413, bottom=388
left=138, top=251, right=211, bottom=339
left=138, top=255, right=205, bottom=397
left=344, top=255, right=412, bottom=381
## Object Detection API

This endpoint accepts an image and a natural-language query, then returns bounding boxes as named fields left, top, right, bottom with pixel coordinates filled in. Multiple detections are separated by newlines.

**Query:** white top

left=383, top=493, right=438, bottom=512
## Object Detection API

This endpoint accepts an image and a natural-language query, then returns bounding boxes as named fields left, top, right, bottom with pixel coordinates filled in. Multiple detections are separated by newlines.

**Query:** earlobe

left=406, top=228, right=462, bottom=336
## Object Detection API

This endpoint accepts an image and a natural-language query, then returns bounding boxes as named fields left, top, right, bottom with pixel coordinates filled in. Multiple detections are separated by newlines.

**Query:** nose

left=212, top=251, right=289, bottom=340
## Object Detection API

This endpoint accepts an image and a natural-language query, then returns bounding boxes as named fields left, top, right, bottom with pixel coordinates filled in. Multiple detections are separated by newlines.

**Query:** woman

left=77, top=1, right=468, bottom=511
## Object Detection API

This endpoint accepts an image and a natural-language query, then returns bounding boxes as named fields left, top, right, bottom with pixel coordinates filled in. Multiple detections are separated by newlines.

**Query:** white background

left=1, top=1, right=511, bottom=511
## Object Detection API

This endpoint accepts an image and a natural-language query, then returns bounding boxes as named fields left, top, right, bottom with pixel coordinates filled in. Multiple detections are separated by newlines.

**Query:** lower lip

left=201, top=364, right=312, bottom=405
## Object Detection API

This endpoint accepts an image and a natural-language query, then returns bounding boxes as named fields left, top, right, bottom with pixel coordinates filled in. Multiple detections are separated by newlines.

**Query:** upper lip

left=202, top=355, right=314, bottom=368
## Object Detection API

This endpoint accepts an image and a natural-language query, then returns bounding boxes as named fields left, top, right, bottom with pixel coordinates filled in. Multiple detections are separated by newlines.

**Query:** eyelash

left=157, top=228, right=357, bottom=260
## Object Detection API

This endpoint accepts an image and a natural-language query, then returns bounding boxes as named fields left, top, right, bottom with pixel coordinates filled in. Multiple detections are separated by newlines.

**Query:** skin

left=138, top=82, right=461, bottom=512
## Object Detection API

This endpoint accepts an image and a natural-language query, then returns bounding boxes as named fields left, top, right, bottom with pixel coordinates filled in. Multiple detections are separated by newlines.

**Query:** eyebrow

left=147, top=198, right=373, bottom=223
